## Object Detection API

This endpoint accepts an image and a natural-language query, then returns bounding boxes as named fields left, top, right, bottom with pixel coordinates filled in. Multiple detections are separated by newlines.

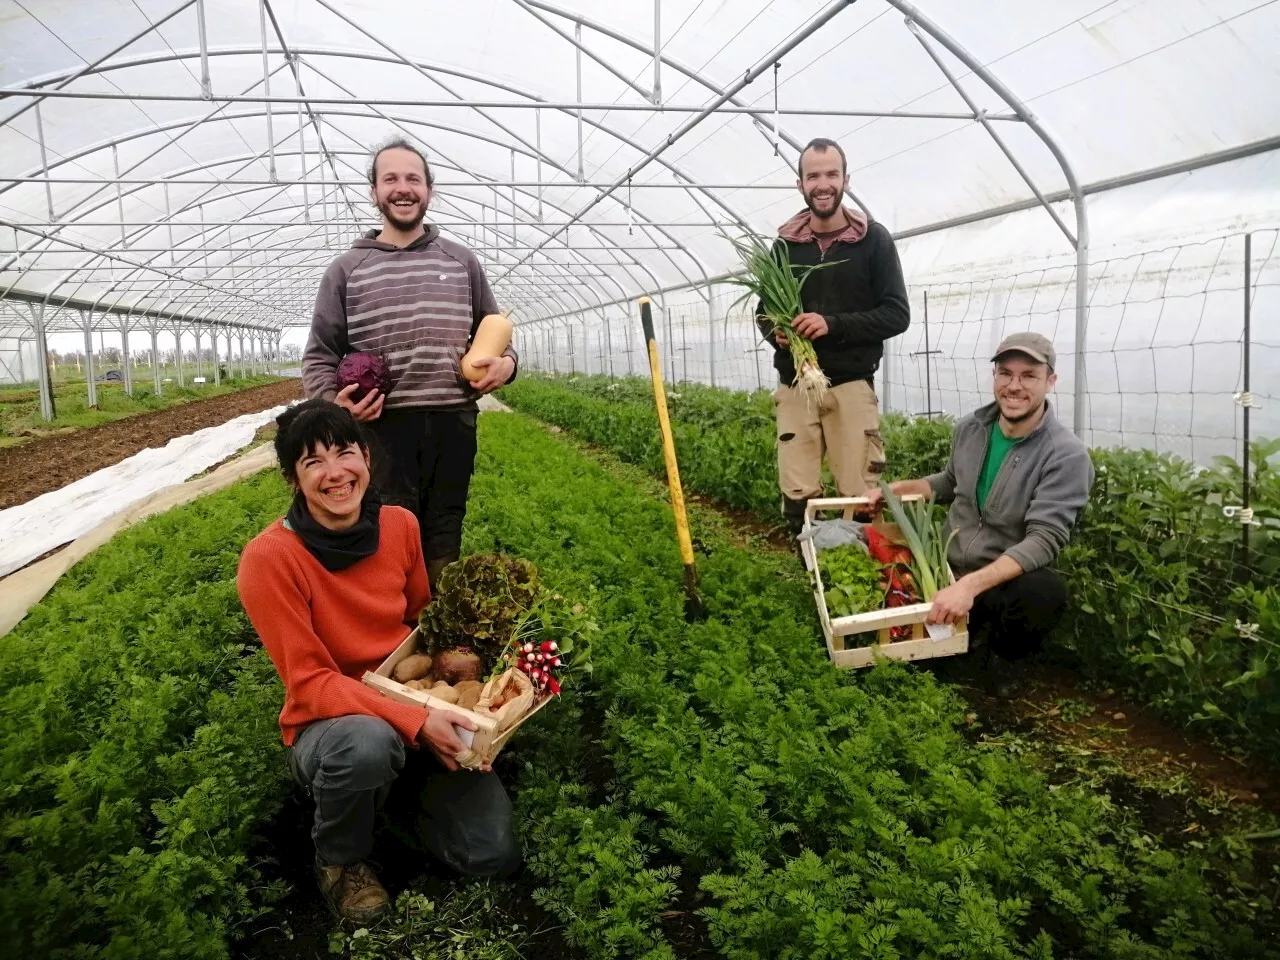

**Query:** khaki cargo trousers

left=775, top=378, right=885, bottom=534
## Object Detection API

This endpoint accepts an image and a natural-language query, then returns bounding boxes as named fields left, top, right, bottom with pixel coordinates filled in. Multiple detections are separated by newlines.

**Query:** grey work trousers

left=287, top=714, right=520, bottom=876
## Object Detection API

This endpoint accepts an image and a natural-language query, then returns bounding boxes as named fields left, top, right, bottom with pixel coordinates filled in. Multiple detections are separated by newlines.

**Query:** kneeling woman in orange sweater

left=238, top=399, right=519, bottom=923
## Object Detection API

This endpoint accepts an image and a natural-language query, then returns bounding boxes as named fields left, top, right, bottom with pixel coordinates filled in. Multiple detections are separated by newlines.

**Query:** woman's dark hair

left=367, top=136, right=434, bottom=188
left=274, top=399, right=369, bottom=485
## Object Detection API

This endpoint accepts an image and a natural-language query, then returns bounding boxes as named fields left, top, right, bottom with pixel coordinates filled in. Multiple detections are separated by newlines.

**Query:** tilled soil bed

left=0, top=379, right=302, bottom=509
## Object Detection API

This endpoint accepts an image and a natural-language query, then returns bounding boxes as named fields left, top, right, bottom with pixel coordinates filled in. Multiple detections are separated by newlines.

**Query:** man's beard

left=378, top=197, right=425, bottom=231
left=803, top=188, right=841, bottom=219
left=1000, top=397, right=1044, bottom=423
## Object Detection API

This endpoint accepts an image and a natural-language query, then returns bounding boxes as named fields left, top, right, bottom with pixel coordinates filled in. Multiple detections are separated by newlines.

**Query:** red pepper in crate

left=866, top=526, right=913, bottom=566
left=878, top=564, right=920, bottom=641
left=865, top=527, right=919, bottom=640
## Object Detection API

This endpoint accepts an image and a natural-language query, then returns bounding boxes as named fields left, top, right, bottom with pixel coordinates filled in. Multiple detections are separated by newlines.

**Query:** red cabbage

left=336, top=351, right=393, bottom=403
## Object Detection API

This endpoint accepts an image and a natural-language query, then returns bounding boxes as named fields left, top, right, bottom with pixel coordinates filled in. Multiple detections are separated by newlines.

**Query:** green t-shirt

left=976, top=423, right=1022, bottom=512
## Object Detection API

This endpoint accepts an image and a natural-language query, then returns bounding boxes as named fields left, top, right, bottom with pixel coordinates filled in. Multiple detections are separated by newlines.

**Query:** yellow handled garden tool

left=638, top=296, right=705, bottom=622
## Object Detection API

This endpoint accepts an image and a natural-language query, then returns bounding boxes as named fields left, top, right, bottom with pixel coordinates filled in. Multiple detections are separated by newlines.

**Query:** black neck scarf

left=285, top=486, right=383, bottom=572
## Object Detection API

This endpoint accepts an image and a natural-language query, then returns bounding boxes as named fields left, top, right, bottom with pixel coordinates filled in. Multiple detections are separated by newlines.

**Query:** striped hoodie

left=301, top=226, right=516, bottom=410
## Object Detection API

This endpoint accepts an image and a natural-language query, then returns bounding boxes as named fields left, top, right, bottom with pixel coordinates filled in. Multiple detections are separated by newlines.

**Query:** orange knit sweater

left=237, top=504, right=431, bottom=747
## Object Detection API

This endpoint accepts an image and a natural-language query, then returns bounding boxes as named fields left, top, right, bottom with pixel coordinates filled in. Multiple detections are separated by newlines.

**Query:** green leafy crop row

left=4, top=398, right=1274, bottom=958
left=465, top=411, right=1276, bottom=958
left=0, top=472, right=296, bottom=958
left=499, top=374, right=1280, bottom=766
left=0, top=464, right=681, bottom=959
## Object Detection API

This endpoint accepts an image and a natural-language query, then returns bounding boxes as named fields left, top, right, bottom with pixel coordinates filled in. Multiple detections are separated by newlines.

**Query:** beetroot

left=432, top=649, right=484, bottom=684
left=336, top=351, right=392, bottom=402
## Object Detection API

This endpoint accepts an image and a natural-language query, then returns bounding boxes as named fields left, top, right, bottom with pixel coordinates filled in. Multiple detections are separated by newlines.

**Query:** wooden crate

left=800, top=496, right=969, bottom=669
left=362, top=628, right=553, bottom=766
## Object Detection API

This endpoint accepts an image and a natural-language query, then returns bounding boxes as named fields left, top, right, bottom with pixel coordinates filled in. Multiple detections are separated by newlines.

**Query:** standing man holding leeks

left=755, top=138, right=911, bottom=542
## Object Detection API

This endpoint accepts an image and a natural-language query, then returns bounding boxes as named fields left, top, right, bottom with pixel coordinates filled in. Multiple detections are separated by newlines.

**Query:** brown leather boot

left=315, top=859, right=390, bottom=923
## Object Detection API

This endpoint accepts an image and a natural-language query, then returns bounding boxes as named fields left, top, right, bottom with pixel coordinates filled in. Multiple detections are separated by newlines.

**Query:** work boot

left=315, top=859, right=390, bottom=923
left=986, top=654, right=1026, bottom=699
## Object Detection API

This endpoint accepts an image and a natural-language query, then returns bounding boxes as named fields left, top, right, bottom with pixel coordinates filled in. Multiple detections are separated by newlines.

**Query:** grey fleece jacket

left=926, top=400, right=1094, bottom=577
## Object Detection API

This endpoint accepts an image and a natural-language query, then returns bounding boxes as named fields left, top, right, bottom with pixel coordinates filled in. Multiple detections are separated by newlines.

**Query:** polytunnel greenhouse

left=1, top=1, right=1278, bottom=958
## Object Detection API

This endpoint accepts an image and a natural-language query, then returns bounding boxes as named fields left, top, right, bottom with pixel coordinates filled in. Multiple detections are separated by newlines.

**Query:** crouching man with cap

left=863, top=333, right=1094, bottom=692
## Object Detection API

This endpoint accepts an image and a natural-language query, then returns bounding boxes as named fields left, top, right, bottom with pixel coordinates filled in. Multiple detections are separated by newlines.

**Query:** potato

left=454, top=680, right=484, bottom=710
left=393, top=653, right=433, bottom=683
left=404, top=679, right=426, bottom=691
left=429, top=681, right=460, bottom=704
left=433, top=649, right=484, bottom=684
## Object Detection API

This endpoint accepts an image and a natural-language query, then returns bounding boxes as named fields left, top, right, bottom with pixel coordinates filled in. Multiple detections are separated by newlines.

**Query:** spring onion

left=726, top=234, right=834, bottom=401
left=878, top=481, right=958, bottom=601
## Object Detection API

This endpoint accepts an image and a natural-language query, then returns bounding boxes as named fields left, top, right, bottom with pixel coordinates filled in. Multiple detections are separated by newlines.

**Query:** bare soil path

left=0, top=379, right=301, bottom=509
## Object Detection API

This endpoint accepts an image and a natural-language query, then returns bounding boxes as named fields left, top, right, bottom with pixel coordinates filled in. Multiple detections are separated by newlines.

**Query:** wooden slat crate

left=800, top=496, right=969, bottom=669
left=362, top=628, right=553, bottom=765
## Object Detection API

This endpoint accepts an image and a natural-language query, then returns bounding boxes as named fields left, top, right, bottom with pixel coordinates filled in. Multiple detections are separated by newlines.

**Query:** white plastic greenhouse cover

left=0, top=403, right=288, bottom=578
left=1, top=0, right=1278, bottom=333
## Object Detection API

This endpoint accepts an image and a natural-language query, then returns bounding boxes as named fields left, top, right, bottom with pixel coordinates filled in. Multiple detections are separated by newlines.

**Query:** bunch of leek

left=726, top=234, right=834, bottom=402
left=878, top=481, right=958, bottom=601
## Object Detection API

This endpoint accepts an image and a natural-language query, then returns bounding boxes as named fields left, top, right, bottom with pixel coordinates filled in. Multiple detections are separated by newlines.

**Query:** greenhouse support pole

left=151, top=324, right=162, bottom=396
left=665, top=309, right=675, bottom=384
left=575, top=23, right=585, bottom=181
left=175, top=326, right=185, bottom=386
left=681, top=310, right=689, bottom=383
left=30, top=304, right=55, bottom=420
left=881, top=332, right=891, bottom=414
left=923, top=291, right=932, bottom=418
left=195, top=0, right=212, bottom=98
left=34, top=104, right=54, bottom=221
left=1075, top=219, right=1089, bottom=439
left=82, top=311, right=97, bottom=408
left=887, top=0, right=1090, bottom=437
left=259, top=0, right=276, bottom=179
left=121, top=325, right=133, bottom=396
left=113, top=144, right=126, bottom=248
left=535, top=110, right=544, bottom=221
left=1242, top=232, right=1252, bottom=571
left=298, top=101, right=310, bottom=222
left=500, top=0, right=859, bottom=277
left=707, top=295, right=717, bottom=388
left=602, top=308, right=614, bottom=378
left=213, top=330, right=222, bottom=386
left=193, top=328, right=202, bottom=379
left=652, top=0, right=662, bottom=105
left=0, top=0, right=196, bottom=133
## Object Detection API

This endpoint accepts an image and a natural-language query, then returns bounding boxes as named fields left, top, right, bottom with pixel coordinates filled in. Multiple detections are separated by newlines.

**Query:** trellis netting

left=0, top=0, right=1277, bottom=457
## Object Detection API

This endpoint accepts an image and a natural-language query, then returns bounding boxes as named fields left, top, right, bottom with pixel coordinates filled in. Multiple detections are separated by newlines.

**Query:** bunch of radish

left=503, top=640, right=563, bottom=695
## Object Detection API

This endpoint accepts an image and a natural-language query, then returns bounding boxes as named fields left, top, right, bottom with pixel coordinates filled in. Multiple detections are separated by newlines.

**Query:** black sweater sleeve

left=826, top=226, right=911, bottom=345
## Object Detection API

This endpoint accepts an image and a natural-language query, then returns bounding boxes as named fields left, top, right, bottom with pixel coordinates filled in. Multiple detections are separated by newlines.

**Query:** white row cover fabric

left=2, top=0, right=1278, bottom=332
left=0, top=402, right=288, bottom=577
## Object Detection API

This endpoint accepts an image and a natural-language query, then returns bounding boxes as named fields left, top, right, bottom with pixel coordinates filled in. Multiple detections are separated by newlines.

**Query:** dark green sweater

left=756, top=221, right=911, bottom=387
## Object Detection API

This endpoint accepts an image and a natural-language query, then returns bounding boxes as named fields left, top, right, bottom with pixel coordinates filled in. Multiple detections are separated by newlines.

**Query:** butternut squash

left=460, top=313, right=513, bottom=382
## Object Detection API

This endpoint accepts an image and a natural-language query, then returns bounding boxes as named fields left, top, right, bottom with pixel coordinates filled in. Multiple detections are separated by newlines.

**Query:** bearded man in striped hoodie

left=302, top=138, right=517, bottom=585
